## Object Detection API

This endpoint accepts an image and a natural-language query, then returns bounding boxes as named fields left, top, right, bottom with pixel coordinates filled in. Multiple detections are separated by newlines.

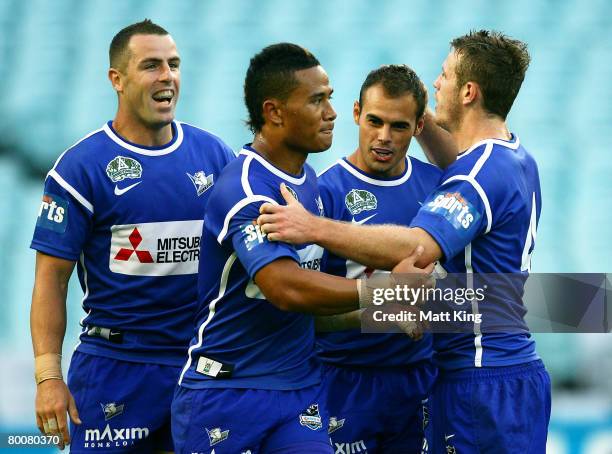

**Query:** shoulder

left=408, top=156, right=443, bottom=178
left=50, top=127, right=108, bottom=171
left=317, top=159, right=349, bottom=191
left=178, top=122, right=235, bottom=160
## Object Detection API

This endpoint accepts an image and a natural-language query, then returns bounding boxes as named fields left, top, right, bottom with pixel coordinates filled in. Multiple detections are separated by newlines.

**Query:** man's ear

left=353, top=100, right=361, bottom=125
left=414, top=116, right=425, bottom=136
left=462, top=81, right=479, bottom=106
left=262, top=99, right=284, bottom=127
left=108, top=68, right=123, bottom=93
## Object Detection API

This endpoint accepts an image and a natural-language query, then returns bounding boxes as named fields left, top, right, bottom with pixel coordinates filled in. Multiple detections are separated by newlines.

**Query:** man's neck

left=251, top=134, right=307, bottom=176
left=451, top=110, right=511, bottom=153
left=112, top=113, right=173, bottom=148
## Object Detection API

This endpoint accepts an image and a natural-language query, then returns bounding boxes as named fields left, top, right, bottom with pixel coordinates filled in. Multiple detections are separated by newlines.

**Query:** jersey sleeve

left=30, top=174, right=93, bottom=261
left=410, top=177, right=488, bottom=262
left=205, top=179, right=300, bottom=278
left=225, top=201, right=299, bottom=278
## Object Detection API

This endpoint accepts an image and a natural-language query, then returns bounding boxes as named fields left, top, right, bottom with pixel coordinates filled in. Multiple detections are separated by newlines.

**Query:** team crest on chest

left=187, top=171, right=214, bottom=196
left=106, top=156, right=142, bottom=182
left=345, top=189, right=377, bottom=215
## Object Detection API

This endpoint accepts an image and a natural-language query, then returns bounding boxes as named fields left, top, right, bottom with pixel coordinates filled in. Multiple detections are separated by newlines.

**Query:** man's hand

left=35, top=379, right=81, bottom=450
left=258, top=183, right=319, bottom=244
left=392, top=245, right=435, bottom=275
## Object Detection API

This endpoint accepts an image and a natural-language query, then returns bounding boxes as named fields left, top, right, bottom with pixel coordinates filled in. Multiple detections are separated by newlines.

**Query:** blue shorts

left=430, top=360, right=551, bottom=454
left=322, top=360, right=437, bottom=454
left=171, top=384, right=333, bottom=454
left=67, top=351, right=181, bottom=453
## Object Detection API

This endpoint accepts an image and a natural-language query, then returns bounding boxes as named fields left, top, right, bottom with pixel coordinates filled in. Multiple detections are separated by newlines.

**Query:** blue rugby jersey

left=31, top=121, right=235, bottom=365
left=316, top=156, right=441, bottom=367
left=178, top=146, right=325, bottom=390
left=410, top=135, right=542, bottom=369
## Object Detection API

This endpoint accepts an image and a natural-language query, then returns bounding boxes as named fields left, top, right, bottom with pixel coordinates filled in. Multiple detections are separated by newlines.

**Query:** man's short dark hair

left=109, top=19, right=169, bottom=70
left=451, top=30, right=530, bottom=120
left=244, top=43, right=320, bottom=134
left=358, top=64, right=427, bottom=120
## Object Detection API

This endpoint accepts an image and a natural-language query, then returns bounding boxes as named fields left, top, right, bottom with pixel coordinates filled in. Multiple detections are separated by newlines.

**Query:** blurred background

left=0, top=0, right=610, bottom=452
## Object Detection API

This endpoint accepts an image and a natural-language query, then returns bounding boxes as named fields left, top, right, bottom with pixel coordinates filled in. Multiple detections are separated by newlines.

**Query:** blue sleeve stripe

left=441, top=174, right=492, bottom=234
left=47, top=169, right=94, bottom=213
left=217, top=195, right=277, bottom=244
left=179, top=252, right=238, bottom=385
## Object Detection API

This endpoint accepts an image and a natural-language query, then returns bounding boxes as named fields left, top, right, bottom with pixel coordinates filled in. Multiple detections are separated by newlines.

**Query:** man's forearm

left=31, top=278, right=68, bottom=357
left=310, top=217, right=418, bottom=270
left=30, top=253, right=74, bottom=357
left=315, top=309, right=363, bottom=332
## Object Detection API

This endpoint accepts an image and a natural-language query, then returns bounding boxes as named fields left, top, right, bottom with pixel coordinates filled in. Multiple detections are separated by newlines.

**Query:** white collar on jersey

left=457, top=134, right=520, bottom=160
left=102, top=121, right=184, bottom=156
left=334, top=157, right=413, bottom=187
left=239, top=148, right=307, bottom=185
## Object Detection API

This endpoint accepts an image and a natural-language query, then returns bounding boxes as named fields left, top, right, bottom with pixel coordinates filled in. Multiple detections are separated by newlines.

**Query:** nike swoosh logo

left=351, top=214, right=377, bottom=225
left=445, top=434, right=455, bottom=441
left=114, top=181, right=142, bottom=196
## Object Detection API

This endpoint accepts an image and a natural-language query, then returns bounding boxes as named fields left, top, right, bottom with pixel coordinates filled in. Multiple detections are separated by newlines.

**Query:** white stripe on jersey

left=465, top=243, right=483, bottom=367
left=74, top=252, right=91, bottom=352
left=457, top=135, right=520, bottom=160
left=102, top=121, right=184, bottom=156
left=241, top=154, right=254, bottom=196
left=47, top=169, right=94, bottom=213
left=469, top=142, right=493, bottom=178
left=441, top=174, right=492, bottom=234
left=336, top=158, right=413, bottom=186
left=50, top=128, right=103, bottom=173
left=238, top=149, right=307, bottom=185
left=178, top=253, right=238, bottom=386
left=316, top=159, right=342, bottom=178
left=217, top=196, right=276, bottom=243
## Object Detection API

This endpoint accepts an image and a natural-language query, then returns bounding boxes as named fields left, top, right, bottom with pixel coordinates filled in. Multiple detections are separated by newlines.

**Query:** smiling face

left=433, top=50, right=463, bottom=133
left=281, top=65, right=337, bottom=154
left=353, top=83, right=424, bottom=178
left=113, top=33, right=181, bottom=129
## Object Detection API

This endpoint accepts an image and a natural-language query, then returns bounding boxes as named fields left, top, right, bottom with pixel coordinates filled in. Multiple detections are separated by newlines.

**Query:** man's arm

left=315, top=310, right=363, bottom=332
left=417, top=108, right=458, bottom=169
left=258, top=185, right=442, bottom=270
left=31, top=252, right=81, bottom=449
left=255, top=258, right=359, bottom=315
left=253, top=242, right=433, bottom=316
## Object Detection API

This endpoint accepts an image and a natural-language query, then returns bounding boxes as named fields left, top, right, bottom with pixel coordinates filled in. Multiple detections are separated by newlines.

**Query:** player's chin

left=312, top=132, right=333, bottom=152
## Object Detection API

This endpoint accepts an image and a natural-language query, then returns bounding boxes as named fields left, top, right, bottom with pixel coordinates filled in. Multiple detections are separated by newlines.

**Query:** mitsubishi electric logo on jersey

left=426, top=191, right=479, bottom=230
left=345, top=189, right=377, bottom=215
left=110, top=220, right=203, bottom=276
